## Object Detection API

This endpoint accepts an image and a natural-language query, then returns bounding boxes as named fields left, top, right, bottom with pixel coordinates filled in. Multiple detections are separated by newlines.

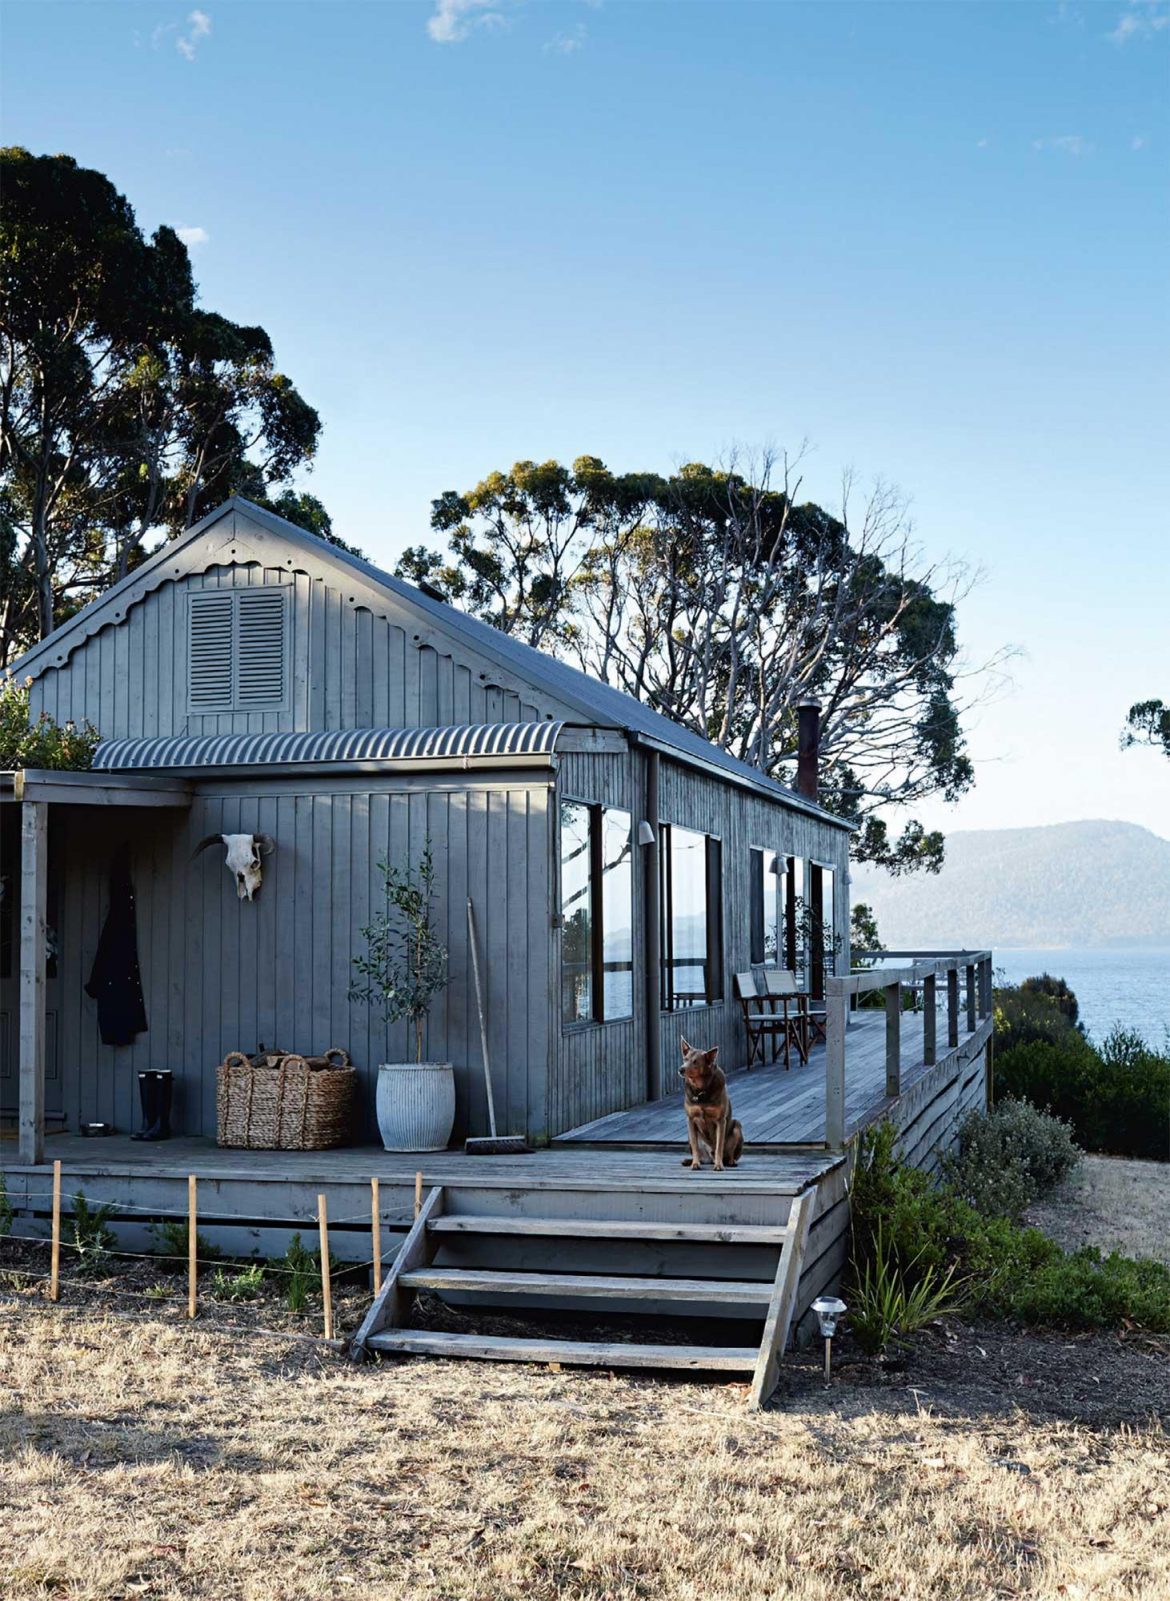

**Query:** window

left=560, top=801, right=633, bottom=1025
left=749, top=848, right=784, bottom=965
left=660, top=824, right=723, bottom=1009
left=808, top=863, right=837, bottom=999
left=188, top=588, right=287, bottom=712
left=782, top=855, right=806, bottom=981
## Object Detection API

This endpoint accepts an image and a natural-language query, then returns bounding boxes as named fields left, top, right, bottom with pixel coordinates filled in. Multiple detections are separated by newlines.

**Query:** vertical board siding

left=551, top=751, right=850, bottom=1137
left=44, top=779, right=553, bottom=1145
left=27, top=563, right=573, bottom=742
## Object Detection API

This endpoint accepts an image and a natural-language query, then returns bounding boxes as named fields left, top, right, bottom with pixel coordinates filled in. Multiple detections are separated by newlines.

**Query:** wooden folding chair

left=735, top=972, right=788, bottom=1069
left=763, top=969, right=809, bottom=1069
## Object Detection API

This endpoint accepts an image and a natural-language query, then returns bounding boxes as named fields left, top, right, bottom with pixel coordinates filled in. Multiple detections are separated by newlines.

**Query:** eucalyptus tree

left=1122, top=699, right=1169, bottom=759
left=403, top=452, right=1007, bottom=871
left=0, top=147, right=324, bottom=663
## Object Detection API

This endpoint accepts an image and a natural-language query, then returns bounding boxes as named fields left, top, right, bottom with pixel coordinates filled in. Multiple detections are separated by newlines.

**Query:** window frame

left=658, top=822, right=724, bottom=1012
left=558, top=798, right=634, bottom=1028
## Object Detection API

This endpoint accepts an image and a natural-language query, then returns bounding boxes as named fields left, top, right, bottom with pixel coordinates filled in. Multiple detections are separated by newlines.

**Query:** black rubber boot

left=131, top=1070, right=173, bottom=1141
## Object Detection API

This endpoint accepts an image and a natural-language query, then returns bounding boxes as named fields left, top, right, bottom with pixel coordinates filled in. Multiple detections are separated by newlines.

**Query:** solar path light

left=812, top=1295, right=847, bottom=1383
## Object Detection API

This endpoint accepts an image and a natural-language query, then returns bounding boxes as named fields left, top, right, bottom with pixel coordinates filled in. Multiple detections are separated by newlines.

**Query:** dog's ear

left=679, top=1036, right=691, bottom=1056
left=704, top=1046, right=720, bottom=1069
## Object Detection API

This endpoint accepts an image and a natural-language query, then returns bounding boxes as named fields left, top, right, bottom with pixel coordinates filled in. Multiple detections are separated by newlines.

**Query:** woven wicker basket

left=216, top=1048, right=355, bottom=1150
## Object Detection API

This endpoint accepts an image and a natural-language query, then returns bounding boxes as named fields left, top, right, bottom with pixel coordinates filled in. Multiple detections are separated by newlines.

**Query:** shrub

left=150, top=1219, right=220, bottom=1267
left=848, top=1224, right=966, bottom=1354
left=70, top=1192, right=116, bottom=1271
left=278, top=1232, right=324, bottom=1314
left=945, top=1100, right=1080, bottom=1220
left=993, top=981, right=1082, bottom=1054
left=210, top=1262, right=265, bottom=1302
left=0, top=674, right=100, bottom=769
left=847, top=1122, right=1170, bottom=1336
left=995, top=1030, right=1169, bottom=1161
left=0, top=1175, right=12, bottom=1237
left=1019, top=973, right=1079, bottom=1026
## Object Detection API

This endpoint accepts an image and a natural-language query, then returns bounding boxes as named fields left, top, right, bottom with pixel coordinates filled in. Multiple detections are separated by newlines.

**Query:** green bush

left=210, top=1262, right=265, bottom=1302
left=0, top=674, right=100, bottom=769
left=70, top=1192, right=116, bottom=1271
left=993, top=981, right=1083, bottom=1053
left=944, top=1099, right=1080, bottom=1220
left=995, top=1029, right=1169, bottom=1160
left=0, top=1175, right=12, bottom=1237
left=847, top=1123, right=1170, bottom=1335
left=848, top=1223, right=967, bottom=1354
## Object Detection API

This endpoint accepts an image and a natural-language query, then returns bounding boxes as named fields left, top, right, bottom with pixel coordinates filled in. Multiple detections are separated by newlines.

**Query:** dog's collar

left=684, top=1086, right=718, bottom=1105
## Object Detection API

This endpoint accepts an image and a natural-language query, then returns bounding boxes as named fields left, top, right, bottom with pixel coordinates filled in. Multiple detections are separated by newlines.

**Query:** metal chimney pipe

left=796, top=698, right=821, bottom=803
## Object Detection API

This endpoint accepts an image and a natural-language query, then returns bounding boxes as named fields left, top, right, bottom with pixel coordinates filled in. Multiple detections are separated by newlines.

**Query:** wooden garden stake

left=318, top=1193, right=333, bottom=1340
left=371, top=1177, right=382, bottom=1298
left=49, top=1159, right=61, bottom=1303
left=187, top=1175, right=198, bottom=1319
left=414, top=1170, right=423, bottom=1220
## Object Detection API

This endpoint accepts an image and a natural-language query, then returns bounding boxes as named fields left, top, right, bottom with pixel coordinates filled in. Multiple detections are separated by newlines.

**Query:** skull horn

left=190, top=833, right=225, bottom=862
left=254, top=833, right=276, bottom=857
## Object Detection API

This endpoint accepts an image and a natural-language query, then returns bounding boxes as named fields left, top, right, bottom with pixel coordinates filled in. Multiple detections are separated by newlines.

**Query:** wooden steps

left=428, top=1215, right=791, bottom=1246
left=350, top=1183, right=816, bottom=1408
left=399, top=1266, right=774, bottom=1308
left=365, top=1329, right=759, bottom=1372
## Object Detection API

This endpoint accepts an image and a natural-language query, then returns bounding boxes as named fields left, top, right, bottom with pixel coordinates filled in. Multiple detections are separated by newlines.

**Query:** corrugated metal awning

left=92, top=721, right=566, bottom=773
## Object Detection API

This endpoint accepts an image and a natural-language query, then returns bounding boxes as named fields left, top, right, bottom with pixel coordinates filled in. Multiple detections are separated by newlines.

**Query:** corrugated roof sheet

left=93, top=721, right=565, bottom=772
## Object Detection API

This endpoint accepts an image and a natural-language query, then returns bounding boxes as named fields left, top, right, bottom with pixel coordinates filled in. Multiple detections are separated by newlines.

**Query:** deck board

left=555, top=1009, right=943, bottom=1147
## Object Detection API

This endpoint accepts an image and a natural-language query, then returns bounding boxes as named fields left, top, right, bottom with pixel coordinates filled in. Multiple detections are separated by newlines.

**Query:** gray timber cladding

left=42, top=776, right=553, bottom=1145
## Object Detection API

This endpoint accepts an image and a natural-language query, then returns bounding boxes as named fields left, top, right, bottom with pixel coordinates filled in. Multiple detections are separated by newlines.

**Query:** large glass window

left=750, top=848, right=784, bottom=965
left=560, top=801, right=593, bottom=1023
left=783, top=855, right=806, bottom=982
left=660, top=825, right=723, bottom=1009
left=560, top=800, right=634, bottom=1024
left=809, top=863, right=837, bottom=999
left=601, top=808, right=634, bottom=1020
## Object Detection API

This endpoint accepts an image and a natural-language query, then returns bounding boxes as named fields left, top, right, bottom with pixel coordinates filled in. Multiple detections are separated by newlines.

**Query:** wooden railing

left=823, top=949, right=994, bottom=1151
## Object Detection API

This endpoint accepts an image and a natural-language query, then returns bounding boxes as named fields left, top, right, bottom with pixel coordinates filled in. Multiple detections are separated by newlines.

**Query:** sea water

left=993, top=948, right=1170, bottom=1050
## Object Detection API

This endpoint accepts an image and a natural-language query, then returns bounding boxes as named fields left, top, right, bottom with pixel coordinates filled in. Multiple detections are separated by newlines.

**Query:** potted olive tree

left=349, top=842, right=454, bottom=1151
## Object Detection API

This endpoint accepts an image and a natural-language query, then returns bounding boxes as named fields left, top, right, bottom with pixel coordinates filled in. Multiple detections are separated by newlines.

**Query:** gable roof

left=12, top=497, right=852, bottom=830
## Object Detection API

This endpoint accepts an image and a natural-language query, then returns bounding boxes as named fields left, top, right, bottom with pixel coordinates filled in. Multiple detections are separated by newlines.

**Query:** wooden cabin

left=1, top=497, right=993, bottom=1402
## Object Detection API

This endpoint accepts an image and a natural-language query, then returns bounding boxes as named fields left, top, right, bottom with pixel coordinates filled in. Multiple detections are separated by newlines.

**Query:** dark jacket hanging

left=85, top=843, right=148, bottom=1046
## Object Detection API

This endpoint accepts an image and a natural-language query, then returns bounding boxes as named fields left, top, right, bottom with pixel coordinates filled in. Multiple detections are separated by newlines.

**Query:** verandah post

left=18, top=798, right=48, bottom=1165
left=825, top=984, right=847, bottom=1151
left=884, top=981, right=902, bottom=1098
left=947, top=967, right=960, bottom=1049
left=923, top=974, right=937, bottom=1066
left=965, top=963, right=977, bottom=1032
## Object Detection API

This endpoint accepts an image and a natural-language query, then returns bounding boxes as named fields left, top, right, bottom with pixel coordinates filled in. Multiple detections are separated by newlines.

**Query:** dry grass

left=1025, top=1154, right=1170, bottom=1265
left=1, top=1295, right=1168, bottom=1601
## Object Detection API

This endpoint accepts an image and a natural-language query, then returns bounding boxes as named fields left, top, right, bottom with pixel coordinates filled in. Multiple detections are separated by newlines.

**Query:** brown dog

left=679, top=1037, right=744, bottom=1172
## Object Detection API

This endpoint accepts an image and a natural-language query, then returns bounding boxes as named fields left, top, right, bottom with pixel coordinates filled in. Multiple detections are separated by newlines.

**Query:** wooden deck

left=555, top=1008, right=936, bottom=1146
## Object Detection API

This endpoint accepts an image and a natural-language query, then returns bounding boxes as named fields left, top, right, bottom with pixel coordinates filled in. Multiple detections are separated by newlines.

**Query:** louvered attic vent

left=188, top=588, right=287, bottom=711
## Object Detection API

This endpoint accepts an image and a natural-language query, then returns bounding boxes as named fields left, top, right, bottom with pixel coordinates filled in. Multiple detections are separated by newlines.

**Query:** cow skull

left=191, top=832, right=276, bottom=901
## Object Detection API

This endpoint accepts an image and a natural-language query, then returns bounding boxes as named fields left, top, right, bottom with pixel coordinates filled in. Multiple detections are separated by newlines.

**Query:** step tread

left=365, top=1328, right=759, bottom=1372
left=399, top=1267, right=773, bottom=1304
left=427, top=1215, right=790, bottom=1245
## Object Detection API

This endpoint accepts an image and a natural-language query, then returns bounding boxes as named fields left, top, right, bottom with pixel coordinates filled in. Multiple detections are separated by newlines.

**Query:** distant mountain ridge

left=851, top=821, right=1170, bottom=950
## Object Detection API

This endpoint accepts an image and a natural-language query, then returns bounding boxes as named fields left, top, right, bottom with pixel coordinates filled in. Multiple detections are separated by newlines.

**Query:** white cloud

left=1108, top=2, right=1170, bottom=43
left=175, top=226, right=209, bottom=246
left=1132, top=134, right=1149, bottom=149
left=975, top=137, right=990, bottom=149
left=176, top=10, right=212, bottom=61
left=1032, top=134, right=1093, bottom=156
left=427, top=0, right=505, bottom=44
left=545, top=23, right=587, bottom=53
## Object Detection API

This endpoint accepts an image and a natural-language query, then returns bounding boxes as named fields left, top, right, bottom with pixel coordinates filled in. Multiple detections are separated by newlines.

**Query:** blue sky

left=3, top=0, right=1168, bottom=840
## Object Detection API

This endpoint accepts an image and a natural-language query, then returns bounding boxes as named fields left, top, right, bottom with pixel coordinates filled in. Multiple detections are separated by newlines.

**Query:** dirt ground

left=1024, top=1154, right=1170, bottom=1265
left=1, top=1249, right=1168, bottom=1601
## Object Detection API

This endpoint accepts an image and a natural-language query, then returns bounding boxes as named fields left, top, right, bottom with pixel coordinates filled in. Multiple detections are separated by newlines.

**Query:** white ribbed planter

left=375, top=1062, right=456, bottom=1152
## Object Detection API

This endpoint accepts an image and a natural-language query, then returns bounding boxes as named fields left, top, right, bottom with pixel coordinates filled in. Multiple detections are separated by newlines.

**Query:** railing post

left=825, top=987, right=847, bottom=1152
left=947, top=967, right=959, bottom=1049
left=980, top=956, right=993, bottom=1018
left=884, top=981, right=901, bottom=1098
left=923, top=973, right=937, bottom=1065
left=965, top=963, right=977, bottom=1032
